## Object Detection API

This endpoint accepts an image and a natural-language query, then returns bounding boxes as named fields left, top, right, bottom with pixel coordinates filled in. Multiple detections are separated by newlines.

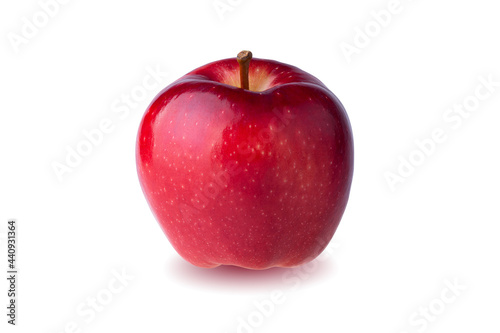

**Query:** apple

left=136, top=51, right=353, bottom=270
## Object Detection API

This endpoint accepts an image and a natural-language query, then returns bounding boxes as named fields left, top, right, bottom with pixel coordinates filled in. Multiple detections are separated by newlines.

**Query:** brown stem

left=237, top=50, right=252, bottom=90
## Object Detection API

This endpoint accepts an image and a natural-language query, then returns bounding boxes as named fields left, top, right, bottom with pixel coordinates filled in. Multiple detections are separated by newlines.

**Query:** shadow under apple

left=166, top=255, right=338, bottom=292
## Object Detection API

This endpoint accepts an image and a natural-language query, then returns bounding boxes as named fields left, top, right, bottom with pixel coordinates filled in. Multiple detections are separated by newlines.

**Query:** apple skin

left=136, top=56, right=353, bottom=270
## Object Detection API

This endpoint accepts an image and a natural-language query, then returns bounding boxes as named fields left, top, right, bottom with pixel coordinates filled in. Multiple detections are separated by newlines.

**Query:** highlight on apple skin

left=136, top=51, right=354, bottom=270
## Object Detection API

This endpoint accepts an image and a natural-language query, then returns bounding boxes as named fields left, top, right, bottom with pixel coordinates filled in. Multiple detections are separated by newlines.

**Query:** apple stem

left=237, top=50, right=252, bottom=90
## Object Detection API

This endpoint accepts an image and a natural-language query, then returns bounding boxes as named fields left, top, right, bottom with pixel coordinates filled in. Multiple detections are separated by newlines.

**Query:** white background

left=1, top=0, right=499, bottom=332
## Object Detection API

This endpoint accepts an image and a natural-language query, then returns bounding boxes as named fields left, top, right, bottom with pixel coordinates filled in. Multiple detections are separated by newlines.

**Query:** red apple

left=136, top=51, right=353, bottom=270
